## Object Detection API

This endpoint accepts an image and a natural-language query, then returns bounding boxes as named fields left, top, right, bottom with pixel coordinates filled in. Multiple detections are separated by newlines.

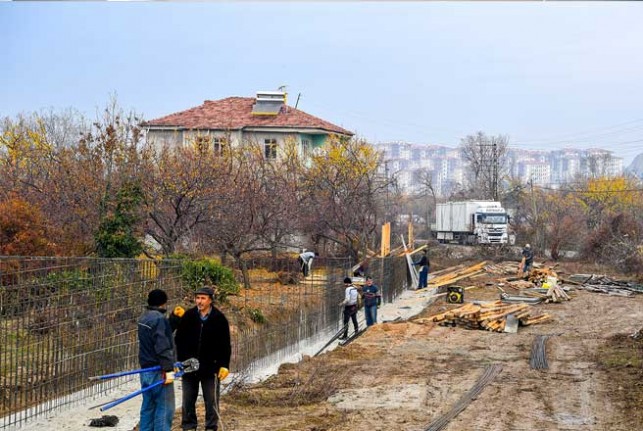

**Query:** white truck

left=433, top=200, right=510, bottom=245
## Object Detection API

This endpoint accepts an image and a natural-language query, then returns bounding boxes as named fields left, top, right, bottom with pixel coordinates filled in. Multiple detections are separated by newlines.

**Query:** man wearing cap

left=520, top=244, right=534, bottom=275
left=137, top=289, right=176, bottom=431
left=174, top=287, right=231, bottom=431
left=339, top=277, right=359, bottom=340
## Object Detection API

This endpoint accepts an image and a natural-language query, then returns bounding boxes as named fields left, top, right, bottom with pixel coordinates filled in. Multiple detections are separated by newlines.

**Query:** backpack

left=352, top=287, right=363, bottom=309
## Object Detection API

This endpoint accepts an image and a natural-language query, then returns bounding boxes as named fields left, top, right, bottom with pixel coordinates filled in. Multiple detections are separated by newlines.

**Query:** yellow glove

left=173, top=306, right=185, bottom=318
left=163, top=371, right=175, bottom=385
left=217, top=367, right=229, bottom=381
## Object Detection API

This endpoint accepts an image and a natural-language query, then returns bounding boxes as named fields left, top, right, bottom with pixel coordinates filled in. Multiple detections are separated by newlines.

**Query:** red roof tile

left=143, top=97, right=353, bottom=136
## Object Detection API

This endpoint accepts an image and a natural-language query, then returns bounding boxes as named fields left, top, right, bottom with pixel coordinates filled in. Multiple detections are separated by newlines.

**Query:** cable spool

left=446, top=286, right=464, bottom=304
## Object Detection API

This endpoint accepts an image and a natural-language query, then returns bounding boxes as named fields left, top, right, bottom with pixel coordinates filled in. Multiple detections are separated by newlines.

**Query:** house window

left=264, top=138, right=277, bottom=159
left=213, top=137, right=227, bottom=156
left=302, top=139, right=311, bottom=159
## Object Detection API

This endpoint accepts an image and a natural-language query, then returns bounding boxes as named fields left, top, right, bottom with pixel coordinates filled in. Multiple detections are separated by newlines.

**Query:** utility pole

left=529, top=177, right=539, bottom=250
left=492, top=142, right=498, bottom=201
left=478, top=141, right=499, bottom=200
left=384, top=160, right=390, bottom=222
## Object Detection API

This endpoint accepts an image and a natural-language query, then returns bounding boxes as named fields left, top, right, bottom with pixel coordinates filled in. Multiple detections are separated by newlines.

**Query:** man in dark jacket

left=361, top=276, right=381, bottom=327
left=174, top=286, right=231, bottom=431
left=520, top=243, right=534, bottom=275
left=414, top=250, right=430, bottom=289
left=137, top=289, right=176, bottom=431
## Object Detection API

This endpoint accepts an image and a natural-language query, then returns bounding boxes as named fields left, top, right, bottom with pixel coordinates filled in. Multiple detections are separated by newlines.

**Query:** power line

left=535, top=186, right=643, bottom=193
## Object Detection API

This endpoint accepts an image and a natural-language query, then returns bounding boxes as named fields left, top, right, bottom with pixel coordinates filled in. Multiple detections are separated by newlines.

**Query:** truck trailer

left=433, top=200, right=509, bottom=245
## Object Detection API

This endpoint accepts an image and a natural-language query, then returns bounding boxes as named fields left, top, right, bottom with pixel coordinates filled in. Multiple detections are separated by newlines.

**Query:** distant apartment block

left=375, top=142, right=623, bottom=196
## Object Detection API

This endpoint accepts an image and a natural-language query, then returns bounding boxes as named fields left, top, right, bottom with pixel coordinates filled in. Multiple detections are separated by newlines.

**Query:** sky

left=1, top=2, right=642, bottom=166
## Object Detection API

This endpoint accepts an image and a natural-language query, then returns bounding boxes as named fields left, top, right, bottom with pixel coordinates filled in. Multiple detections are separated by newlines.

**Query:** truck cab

left=472, top=205, right=509, bottom=244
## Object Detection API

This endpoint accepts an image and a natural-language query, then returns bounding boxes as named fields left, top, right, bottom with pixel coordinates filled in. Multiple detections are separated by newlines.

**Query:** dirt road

left=217, top=268, right=643, bottom=431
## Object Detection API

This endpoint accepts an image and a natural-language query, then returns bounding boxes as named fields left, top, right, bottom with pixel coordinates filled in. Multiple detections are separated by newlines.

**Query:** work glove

left=163, top=371, right=175, bottom=385
left=172, top=306, right=185, bottom=318
left=217, top=367, right=229, bottom=381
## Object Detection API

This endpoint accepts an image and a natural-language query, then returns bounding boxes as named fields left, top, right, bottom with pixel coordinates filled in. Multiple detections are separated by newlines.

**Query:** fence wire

left=0, top=254, right=407, bottom=429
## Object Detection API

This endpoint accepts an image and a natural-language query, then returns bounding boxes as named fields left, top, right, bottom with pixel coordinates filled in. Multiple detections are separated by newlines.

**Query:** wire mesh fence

left=0, top=254, right=407, bottom=429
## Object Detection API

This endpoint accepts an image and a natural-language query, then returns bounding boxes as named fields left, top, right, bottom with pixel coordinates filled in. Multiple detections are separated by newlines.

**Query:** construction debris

left=422, top=301, right=552, bottom=332
left=528, top=267, right=558, bottom=285
left=565, top=274, right=643, bottom=296
left=88, top=415, right=119, bottom=427
left=499, top=293, right=543, bottom=304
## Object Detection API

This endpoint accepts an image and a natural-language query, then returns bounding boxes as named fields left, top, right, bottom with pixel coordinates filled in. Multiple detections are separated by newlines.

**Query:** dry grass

left=226, top=357, right=351, bottom=407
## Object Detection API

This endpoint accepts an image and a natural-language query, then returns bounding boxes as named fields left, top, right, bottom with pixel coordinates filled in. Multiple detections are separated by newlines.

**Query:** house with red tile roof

left=143, top=91, right=353, bottom=159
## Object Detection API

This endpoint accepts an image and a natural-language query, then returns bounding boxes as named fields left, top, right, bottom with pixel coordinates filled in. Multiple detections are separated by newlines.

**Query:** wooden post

left=381, top=222, right=391, bottom=257
left=408, top=221, right=414, bottom=251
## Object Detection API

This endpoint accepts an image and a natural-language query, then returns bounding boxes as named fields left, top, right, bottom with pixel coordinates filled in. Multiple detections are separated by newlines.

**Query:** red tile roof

left=143, top=97, right=353, bottom=136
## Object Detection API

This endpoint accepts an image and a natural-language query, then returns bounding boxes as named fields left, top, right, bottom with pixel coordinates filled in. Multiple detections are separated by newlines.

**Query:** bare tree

left=299, top=137, right=387, bottom=261
left=415, top=168, right=437, bottom=232
left=459, top=132, right=510, bottom=200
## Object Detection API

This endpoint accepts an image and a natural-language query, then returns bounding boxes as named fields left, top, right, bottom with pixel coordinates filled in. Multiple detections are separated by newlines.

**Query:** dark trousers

left=418, top=267, right=429, bottom=288
left=181, top=374, right=220, bottom=430
left=342, top=305, right=358, bottom=338
left=298, top=257, right=309, bottom=277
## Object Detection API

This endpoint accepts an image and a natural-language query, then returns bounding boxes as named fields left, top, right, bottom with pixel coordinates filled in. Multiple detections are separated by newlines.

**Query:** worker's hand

left=163, top=371, right=175, bottom=385
left=217, top=367, right=229, bottom=381
left=172, top=306, right=185, bottom=318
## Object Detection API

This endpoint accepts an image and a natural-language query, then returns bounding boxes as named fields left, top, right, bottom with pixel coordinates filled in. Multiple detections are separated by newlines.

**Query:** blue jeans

left=418, top=267, right=429, bottom=288
left=364, top=304, right=377, bottom=326
left=139, top=371, right=175, bottom=431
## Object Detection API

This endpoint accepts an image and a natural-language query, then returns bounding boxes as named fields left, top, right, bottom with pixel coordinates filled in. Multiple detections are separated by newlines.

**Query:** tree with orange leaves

left=0, top=196, right=56, bottom=255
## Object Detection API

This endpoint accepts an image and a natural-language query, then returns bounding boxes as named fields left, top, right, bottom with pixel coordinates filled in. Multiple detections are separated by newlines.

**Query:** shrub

left=180, top=258, right=239, bottom=301
left=247, top=307, right=266, bottom=324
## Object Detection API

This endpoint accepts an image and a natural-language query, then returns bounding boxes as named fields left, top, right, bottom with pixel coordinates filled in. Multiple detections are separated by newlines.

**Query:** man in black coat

left=174, top=286, right=231, bottom=431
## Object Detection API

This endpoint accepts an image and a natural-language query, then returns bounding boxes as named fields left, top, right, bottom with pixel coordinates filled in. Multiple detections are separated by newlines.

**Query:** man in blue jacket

left=137, top=289, right=176, bottom=431
left=174, top=286, right=231, bottom=431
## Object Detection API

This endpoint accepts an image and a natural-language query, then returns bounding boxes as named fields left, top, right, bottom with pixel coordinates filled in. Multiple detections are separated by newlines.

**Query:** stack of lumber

left=418, top=261, right=487, bottom=291
left=424, top=301, right=552, bottom=332
left=507, top=280, right=535, bottom=290
left=545, top=284, right=571, bottom=303
left=485, top=261, right=521, bottom=275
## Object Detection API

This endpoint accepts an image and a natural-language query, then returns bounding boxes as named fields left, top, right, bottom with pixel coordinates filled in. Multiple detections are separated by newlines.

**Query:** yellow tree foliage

left=0, top=117, right=53, bottom=196
left=577, top=176, right=642, bottom=228
left=302, top=136, right=385, bottom=259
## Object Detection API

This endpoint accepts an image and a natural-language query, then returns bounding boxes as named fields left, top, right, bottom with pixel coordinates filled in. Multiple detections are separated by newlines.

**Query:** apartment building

left=376, top=142, right=623, bottom=195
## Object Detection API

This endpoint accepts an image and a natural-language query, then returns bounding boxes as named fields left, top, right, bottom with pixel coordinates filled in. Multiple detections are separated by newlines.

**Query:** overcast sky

left=2, top=2, right=642, bottom=165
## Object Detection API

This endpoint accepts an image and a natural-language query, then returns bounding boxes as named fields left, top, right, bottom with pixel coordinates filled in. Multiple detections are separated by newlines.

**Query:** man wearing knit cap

left=174, top=286, right=231, bottom=431
left=520, top=243, right=534, bottom=276
left=137, top=289, right=176, bottom=431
